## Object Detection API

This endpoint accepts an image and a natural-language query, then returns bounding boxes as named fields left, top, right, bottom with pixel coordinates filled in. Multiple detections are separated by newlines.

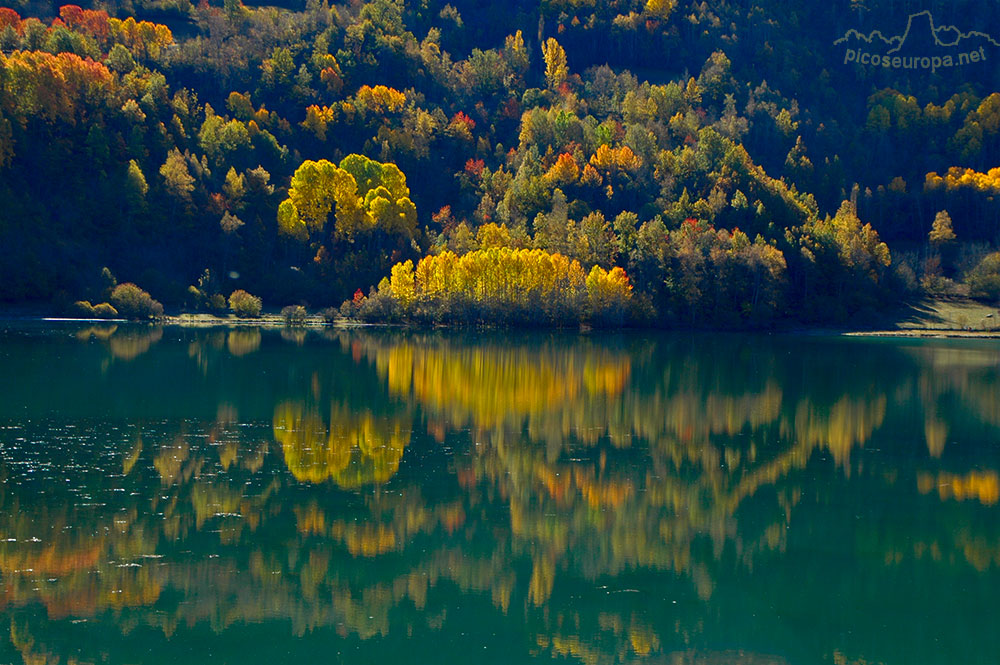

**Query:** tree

left=544, top=153, right=579, bottom=186
left=541, top=38, right=568, bottom=90
left=966, top=253, right=1000, bottom=302
left=929, top=211, right=956, bottom=246
left=160, top=149, right=195, bottom=203
left=110, top=283, right=163, bottom=319
left=220, top=211, right=244, bottom=234
left=223, top=167, right=246, bottom=210
left=788, top=201, right=891, bottom=320
left=125, top=159, right=148, bottom=212
left=277, top=155, right=417, bottom=241
left=229, top=289, right=262, bottom=317
left=105, top=44, right=135, bottom=73
left=645, top=0, right=675, bottom=20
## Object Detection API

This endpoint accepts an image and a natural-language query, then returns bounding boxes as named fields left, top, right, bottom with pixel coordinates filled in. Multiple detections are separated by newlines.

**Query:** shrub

left=281, top=305, right=308, bottom=325
left=110, top=283, right=164, bottom=319
left=921, top=273, right=961, bottom=297
left=357, top=286, right=402, bottom=322
left=208, top=292, right=228, bottom=314
left=892, top=261, right=919, bottom=294
left=186, top=285, right=204, bottom=309
left=93, top=302, right=119, bottom=318
left=320, top=306, right=340, bottom=323
left=966, top=252, right=1000, bottom=302
left=229, top=289, right=262, bottom=318
left=71, top=300, right=96, bottom=317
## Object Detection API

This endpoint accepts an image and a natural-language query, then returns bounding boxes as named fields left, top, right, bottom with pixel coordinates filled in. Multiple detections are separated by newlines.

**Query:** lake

left=0, top=322, right=998, bottom=664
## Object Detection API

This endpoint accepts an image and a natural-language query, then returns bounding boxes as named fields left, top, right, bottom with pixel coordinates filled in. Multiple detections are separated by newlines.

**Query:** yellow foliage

left=586, top=265, right=632, bottom=320
left=541, top=37, right=568, bottom=89
left=389, top=259, right=416, bottom=307
left=301, top=105, right=336, bottom=141
left=925, top=166, right=1000, bottom=193
left=644, top=0, right=675, bottom=20
left=354, top=84, right=406, bottom=114
left=589, top=144, right=641, bottom=173
left=277, top=155, right=416, bottom=241
left=383, top=247, right=626, bottom=321
left=579, top=163, right=603, bottom=187
left=107, top=16, right=174, bottom=59
left=475, top=222, right=513, bottom=249
left=544, top=153, right=580, bottom=185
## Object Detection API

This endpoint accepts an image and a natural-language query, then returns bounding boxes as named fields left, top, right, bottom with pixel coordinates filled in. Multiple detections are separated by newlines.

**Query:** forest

left=1, top=0, right=999, bottom=326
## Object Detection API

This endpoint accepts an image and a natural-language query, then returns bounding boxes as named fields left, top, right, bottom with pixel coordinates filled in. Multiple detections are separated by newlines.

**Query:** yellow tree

left=277, top=155, right=416, bottom=241
left=544, top=153, right=580, bottom=186
left=929, top=210, right=956, bottom=246
left=645, top=0, right=675, bottom=20
left=541, top=38, right=568, bottom=90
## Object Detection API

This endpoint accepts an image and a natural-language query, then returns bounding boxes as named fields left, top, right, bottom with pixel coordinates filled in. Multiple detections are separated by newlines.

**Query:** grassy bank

left=874, top=298, right=1000, bottom=333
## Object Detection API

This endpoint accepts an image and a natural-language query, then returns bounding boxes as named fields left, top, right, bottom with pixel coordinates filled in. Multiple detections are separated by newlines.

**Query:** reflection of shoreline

left=4, top=328, right=1000, bottom=664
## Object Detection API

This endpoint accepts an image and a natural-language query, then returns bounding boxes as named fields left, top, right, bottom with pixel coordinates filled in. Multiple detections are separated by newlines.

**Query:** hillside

left=0, top=0, right=999, bottom=326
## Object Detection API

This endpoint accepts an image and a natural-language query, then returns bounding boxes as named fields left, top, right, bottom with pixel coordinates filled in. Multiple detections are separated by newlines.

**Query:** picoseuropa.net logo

left=835, top=10, right=999, bottom=73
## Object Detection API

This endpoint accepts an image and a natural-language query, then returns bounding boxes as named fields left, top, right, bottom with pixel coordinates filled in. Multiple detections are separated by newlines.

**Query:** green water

left=0, top=322, right=998, bottom=665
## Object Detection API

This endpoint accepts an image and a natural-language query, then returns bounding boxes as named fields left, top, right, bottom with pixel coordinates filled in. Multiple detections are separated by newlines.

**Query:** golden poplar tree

left=542, top=37, right=568, bottom=89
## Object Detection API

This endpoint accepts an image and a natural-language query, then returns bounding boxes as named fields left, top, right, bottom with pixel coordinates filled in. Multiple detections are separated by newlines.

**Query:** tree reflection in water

left=0, top=326, right=998, bottom=665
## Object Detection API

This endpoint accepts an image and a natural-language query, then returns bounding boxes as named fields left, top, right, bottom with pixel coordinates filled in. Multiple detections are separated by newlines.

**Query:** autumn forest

left=2, top=0, right=1000, bottom=326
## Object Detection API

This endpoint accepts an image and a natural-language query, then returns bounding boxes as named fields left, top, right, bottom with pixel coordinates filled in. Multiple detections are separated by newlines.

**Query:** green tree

left=125, top=159, right=148, bottom=214
left=966, top=253, right=1000, bottom=302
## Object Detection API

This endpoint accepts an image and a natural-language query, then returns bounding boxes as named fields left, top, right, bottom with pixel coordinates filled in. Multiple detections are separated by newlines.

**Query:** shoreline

left=2, top=296, right=997, bottom=339
left=3, top=313, right=999, bottom=340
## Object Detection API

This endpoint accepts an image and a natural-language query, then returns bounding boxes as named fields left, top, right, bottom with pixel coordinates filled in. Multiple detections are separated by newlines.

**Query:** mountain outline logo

left=835, top=10, right=998, bottom=72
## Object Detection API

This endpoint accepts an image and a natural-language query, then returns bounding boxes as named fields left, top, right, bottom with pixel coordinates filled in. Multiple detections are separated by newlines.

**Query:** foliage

left=361, top=247, right=631, bottom=326
left=228, top=289, right=262, bottom=317
left=92, top=302, right=118, bottom=318
left=277, top=154, right=417, bottom=241
left=929, top=211, right=957, bottom=246
left=320, top=306, right=340, bottom=323
left=71, top=300, right=96, bottom=317
left=966, top=253, right=1000, bottom=302
left=109, top=283, right=164, bottom=319
left=282, top=304, right=308, bottom=325
left=3, top=0, right=1000, bottom=326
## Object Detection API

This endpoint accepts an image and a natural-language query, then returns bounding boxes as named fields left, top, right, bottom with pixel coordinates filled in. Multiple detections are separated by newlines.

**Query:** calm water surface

left=0, top=322, right=998, bottom=665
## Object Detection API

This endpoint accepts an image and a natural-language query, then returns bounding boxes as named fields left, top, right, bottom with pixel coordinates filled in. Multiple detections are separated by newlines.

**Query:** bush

left=281, top=305, right=308, bottom=325
left=921, top=273, right=961, bottom=297
left=110, top=283, right=164, bottom=319
left=208, top=292, right=228, bottom=314
left=320, top=306, right=340, bottom=323
left=93, top=302, right=119, bottom=318
left=71, top=300, right=96, bottom=317
left=356, top=287, right=402, bottom=322
left=229, top=289, right=262, bottom=318
left=892, top=261, right=919, bottom=294
left=966, top=252, right=1000, bottom=302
